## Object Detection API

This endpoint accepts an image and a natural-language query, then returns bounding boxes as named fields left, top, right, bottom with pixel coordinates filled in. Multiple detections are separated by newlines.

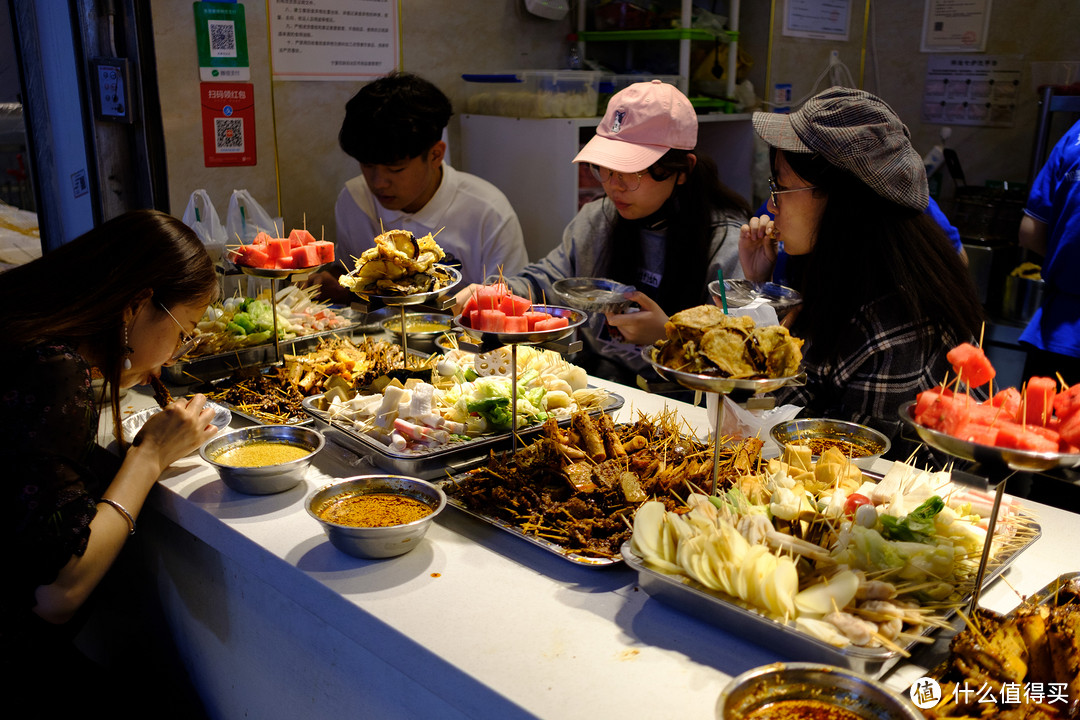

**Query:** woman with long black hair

left=455, top=80, right=750, bottom=385
left=740, top=87, right=985, bottom=441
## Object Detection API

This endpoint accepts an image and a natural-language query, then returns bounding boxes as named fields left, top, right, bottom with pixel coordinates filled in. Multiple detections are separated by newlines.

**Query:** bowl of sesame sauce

left=769, top=418, right=891, bottom=471
left=307, top=475, right=447, bottom=559
left=200, top=424, right=325, bottom=495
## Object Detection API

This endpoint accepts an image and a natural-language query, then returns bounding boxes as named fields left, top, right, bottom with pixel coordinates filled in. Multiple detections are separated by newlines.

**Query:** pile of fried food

left=654, top=304, right=803, bottom=378
left=444, top=409, right=762, bottom=560
left=920, top=577, right=1080, bottom=719
left=204, top=336, right=434, bottom=424
left=340, top=229, right=455, bottom=296
left=629, top=442, right=1039, bottom=653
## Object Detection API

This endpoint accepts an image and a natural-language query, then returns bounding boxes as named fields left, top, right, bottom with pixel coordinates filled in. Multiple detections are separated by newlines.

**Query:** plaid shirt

left=775, top=293, right=968, bottom=442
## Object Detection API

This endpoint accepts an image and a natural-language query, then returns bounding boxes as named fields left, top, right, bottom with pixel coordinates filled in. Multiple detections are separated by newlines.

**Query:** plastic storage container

left=462, top=71, right=602, bottom=118
left=598, top=74, right=684, bottom=111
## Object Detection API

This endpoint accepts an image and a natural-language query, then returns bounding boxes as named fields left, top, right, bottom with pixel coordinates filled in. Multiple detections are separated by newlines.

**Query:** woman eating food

left=739, top=87, right=984, bottom=443
left=454, top=80, right=750, bottom=386
left=0, top=209, right=220, bottom=700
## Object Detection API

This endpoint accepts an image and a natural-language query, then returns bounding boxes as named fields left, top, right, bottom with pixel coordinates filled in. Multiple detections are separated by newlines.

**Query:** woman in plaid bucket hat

left=740, top=87, right=985, bottom=445
left=455, top=80, right=750, bottom=386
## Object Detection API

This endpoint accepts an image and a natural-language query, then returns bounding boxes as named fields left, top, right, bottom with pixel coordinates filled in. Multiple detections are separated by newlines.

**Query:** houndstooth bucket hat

left=753, top=86, right=928, bottom=211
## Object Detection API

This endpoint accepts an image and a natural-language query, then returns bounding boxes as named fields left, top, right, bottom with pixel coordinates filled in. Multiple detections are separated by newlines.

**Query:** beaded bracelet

left=98, top=498, right=136, bottom=536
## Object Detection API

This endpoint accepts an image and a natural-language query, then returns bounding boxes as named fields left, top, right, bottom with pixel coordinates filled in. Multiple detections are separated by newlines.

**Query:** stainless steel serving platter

left=346, top=264, right=462, bottom=307
left=899, top=401, right=1080, bottom=472
left=621, top=509, right=1041, bottom=677
left=302, top=389, right=625, bottom=481
left=454, top=304, right=587, bottom=346
left=438, top=484, right=622, bottom=567
left=641, top=344, right=805, bottom=395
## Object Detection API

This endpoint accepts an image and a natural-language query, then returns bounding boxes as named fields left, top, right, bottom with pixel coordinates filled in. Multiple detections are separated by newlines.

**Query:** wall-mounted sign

left=782, top=0, right=851, bottom=41
left=921, top=55, right=1020, bottom=128
left=194, top=2, right=251, bottom=81
left=269, top=0, right=398, bottom=81
left=200, top=82, right=257, bottom=166
left=921, top=0, right=992, bottom=53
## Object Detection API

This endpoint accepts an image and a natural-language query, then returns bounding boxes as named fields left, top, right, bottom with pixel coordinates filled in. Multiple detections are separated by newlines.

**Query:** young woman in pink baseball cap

left=456, top=80, right=750, bottom=387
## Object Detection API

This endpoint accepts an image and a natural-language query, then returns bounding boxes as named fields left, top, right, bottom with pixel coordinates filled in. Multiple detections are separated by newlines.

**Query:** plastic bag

left=708, top=393, right=802, bottom=444
left=225, top=189, right=281, bottom=244
left=181, top=189, right=227, bottom=265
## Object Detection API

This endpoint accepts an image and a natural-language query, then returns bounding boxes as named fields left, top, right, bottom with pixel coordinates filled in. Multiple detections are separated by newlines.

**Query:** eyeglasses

left=589, top=164, right=647, bottom=192
left=768, top=177, right=817, bottom=208
left=157, top=302, right=199, bottom=361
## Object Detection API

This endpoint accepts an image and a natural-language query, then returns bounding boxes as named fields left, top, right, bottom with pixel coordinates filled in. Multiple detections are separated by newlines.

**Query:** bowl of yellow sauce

left=380, top=312, right=453, bottom=353
left=200, top=424, right=325, bottom=495
left=306, top=475, right=447, bottom=558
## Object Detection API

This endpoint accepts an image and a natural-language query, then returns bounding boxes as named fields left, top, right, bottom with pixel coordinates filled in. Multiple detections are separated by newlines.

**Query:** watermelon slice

left=475, top=283, right=510, bottom=311
left=290, top=245, right=321, bottom=268
left=288, top=228, right=317, bottom=247
left=252, top=231, right=274, bottom=246
left=266, top=238, right=291, bottom=260
left=1060, top=412, right=1080, bottom=448
left=476, top=309, right=507, bottom=332
left=987, top=387, right=1022, bottom=418
left=504, top=316, right=529, bottom=333
left=1022, top=376, right=1057, bottom=427
left=523, top=311, right=552, bottom=331
left=533, top=316, right=569, bottom=332
left=1053, top=384, right=1080, bottom=422
left=946, top=342, right=996, bottom=388
left=312, top=241, right=335, bottom=264
left=499, top=293, right=533, bottom=317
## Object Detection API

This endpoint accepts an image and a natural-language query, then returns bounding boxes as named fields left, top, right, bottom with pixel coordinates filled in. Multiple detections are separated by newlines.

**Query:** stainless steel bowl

left=381, top=312, right=453, bottom=353
left=770, top=418, right=890, bottom=470
left=307, top=475, right=446, bottom=559
left=552, top=277, right=635, bottom=314
left=200, top=424, right=324, bottom=495
left=716, top=662, right=922, bottom=720
left=708, top=279, right=802, bottom=315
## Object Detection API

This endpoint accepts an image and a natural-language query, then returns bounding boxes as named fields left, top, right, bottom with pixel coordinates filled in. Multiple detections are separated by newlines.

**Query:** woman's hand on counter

left=605, top=291, right=667, bottom=346
left=739, top=214, right=779, bottom=283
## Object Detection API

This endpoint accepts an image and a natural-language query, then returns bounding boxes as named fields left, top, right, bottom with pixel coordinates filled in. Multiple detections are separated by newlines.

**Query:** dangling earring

left=122, top=323, right=133, bottom=370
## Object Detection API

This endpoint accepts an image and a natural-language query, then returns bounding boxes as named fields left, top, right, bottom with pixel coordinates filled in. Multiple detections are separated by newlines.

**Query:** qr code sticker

left=214, top=118, right=244, bottom=153
left=208, top=20, right=237, bottom=58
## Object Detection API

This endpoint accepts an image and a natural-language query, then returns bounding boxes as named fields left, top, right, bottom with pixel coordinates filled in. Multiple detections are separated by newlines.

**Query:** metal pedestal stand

left=642, top=344, right=805, bottom=496
left=240, top=266, right=318, bottom=365
left=898, top=399, right=1080, bottom=615
left=453, top=305, right=588, bottom=453
left=348, top=265, right=463, bottom=371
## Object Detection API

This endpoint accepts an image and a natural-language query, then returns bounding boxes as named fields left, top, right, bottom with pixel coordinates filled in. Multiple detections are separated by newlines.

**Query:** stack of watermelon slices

left=913, top=342, right=1080, bottom=454
left=230, top=229, right=335, bottom=271
left=460, top=283, right=570, bottom=333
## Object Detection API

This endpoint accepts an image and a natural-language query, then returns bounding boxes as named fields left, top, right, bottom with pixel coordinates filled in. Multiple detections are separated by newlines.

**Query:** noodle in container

left=306, top=475, right=447, bottom=559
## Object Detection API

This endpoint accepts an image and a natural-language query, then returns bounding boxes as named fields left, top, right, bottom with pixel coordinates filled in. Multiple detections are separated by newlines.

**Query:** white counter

left=125, top=378, right=1079, bottom=720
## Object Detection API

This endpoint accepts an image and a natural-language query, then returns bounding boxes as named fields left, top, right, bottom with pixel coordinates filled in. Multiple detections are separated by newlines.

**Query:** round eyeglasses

left=768, top=176, right=817, bottom=208
left=157, top=302, right=200, bottom=362
left=589, top=164, right=647, bottom=192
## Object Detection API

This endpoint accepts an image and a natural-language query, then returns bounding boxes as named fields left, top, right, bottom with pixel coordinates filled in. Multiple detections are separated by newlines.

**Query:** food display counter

left=117, top=378, right=1080, bottom=720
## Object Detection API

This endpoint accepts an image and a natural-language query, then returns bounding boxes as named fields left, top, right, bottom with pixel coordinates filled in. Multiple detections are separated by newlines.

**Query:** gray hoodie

left=500, top=197, right=746, bottom=375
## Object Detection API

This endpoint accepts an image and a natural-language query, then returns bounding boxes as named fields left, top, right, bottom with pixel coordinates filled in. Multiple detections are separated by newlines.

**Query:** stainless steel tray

left=621, top=510, right=1042, bottom=677
left=163, top=317, right=370, bottom=385
left=439, top=488, right=621, bottom=567
left=302, top=389, right=625, bottom=481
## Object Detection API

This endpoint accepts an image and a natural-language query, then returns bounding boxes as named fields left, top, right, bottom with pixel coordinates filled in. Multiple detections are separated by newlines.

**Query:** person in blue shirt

left=1018, top=117, right=1080, bottom=385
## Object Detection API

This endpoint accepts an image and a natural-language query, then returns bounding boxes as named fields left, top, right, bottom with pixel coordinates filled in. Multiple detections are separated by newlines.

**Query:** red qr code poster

left=200, top=82, right=256, bottom=167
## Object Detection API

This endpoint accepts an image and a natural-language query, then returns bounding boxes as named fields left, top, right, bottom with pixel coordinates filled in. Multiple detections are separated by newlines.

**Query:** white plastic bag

left=708, top=393, right=802, bottom=444
left=181, top=189, right=227, bottom=265
left=225, top=189, right=281, bottom=244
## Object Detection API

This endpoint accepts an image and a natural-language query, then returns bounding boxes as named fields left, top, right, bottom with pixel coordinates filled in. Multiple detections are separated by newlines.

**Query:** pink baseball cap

left=573, top=79, right=697, bottom=173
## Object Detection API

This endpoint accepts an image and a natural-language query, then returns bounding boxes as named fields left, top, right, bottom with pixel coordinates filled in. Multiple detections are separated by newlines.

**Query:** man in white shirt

left=307, top=72, right=528, bottom=302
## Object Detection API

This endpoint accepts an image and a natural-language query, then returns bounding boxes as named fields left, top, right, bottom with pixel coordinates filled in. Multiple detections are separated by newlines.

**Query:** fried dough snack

left=340, top=229, right=451, bottom=296
left=655, top=304, right=803, bottom=379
